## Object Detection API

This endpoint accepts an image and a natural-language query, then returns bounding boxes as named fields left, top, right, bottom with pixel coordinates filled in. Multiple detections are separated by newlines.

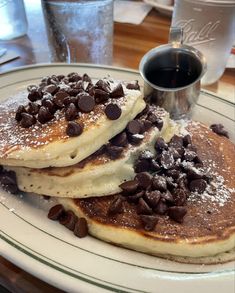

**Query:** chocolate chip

left=189, top=179, right=207, bottom=194
left=106, top=145, right=123, bottom=159
left=110, top=83, right=124, bottom=98
left=108, top=196, right=124, bottom=215
left=172, top=188, right=187, bottom=206
left=126, top=190, right=144, bottom=203
left=134, top=159, right=151, bottom=173
left=187, top=144, right=197, bottom=153
left=147, top=112, right=158, bottom=124
left=126, top=120, right=141, bottom=135
left=150, top=159, right=161, bottom=172
left=57, top=74, right=65, bottom=81
left=139, top=215, right=159, bottom=231
left=105, top=103, right=122, bottom=120
left=144, top=190, right=161, bottom=208
left=119, top=180, right=139, bottom=194
left=168, top=147, right=181, bottom=160
left=184, top=149, right=197, bottom=161
left=20, top=113, right=36, bottom=128
left=155, top=119, right=163, bottom=131
left=169, top=135, right=183, bottom=149
left=28, top=90, right=41, bottom=102
left=126, top=81, right=140, bottom=90
left=94, top=89, right=109, bottom=103
left=82, top=73, right=91, bottom=83
left=110, top=132, right=128, bottom=147
left=154, top=137, right=168, bottom=152
left=168, top=206, right=187, bottom=223
left=43, top=84, right=57, bottom=95
left=74, top=217, right=88, bottom=238
left=0, top=170, right=18, bottom=194
left=66, top=121, right=84, bottom=137
left=27, top=102, right=40, bottom=115
left=95, top=79, right=110, bottom=93
left=65, top=103, right=78, bottom=121
left=166, top=168, right=180, bottom=179
left=135, top=172, right=152, bottom=189
left=166, top=176, right=177, bottom=190
left=143, top=120, right=152, bottom=132
left=127, top=133, right=144, bottom=145
left=38, top=106, right=54, bottom=124
left=160, top=150, right=175, bottom=169
left=137, top=198, right=153, bottom=215
left=183, top=134, right=192, bottom=147
left=152, top=175, right=167, bottom=192
left=15, top=105, right=27, bottom=121
left=161, top=190, right=174, bottom=204
left=48, top=204, right=65, bottom=221
left=53, top=91, right=69, bottom=108
left=59, top=210, right=78, bottom=230
left=186, top=169, right=203, bottom=180
left=138, top=150, right=154, bottom=160
left=42, top=99, right=57, bottom=114
left=210, top=123, right=229, bottom=138
left=77, top=94, right=95, bottom=113
left=153, top=200, right=168, bottom=215
left=64, top=96, right=78, bottom=106
left=68, top=73, right=82, bottom=82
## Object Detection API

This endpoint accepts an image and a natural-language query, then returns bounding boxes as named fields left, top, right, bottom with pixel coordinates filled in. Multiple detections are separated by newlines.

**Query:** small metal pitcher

left=139, top=27, right=207, bottom=119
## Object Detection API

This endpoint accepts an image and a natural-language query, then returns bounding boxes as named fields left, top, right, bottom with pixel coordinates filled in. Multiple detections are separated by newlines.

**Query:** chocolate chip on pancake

left=53, top=91, right=70, bottom=108
left=153, top=199, right=168, bottom=215
left=59, top=210, right=77, bottom=231
left=105, top=103, right=122, bottom=120
left=82, top=73, right=91, bottom=83
left=154, top=137, right=168, bottom=152
left=183, top=134, right=192, bottom=147
left=65, top=103, right=78, bottom=121
left=42, top=99, right=57, bottom=115
left=15, top=105, right=27, bottom=121
left=139, top=215, right=159, bottom=231
left=74, top=217, right=88, bottom=238
left=20, top=113, right=36, bottom=128
left=210, top=123, right=229, bottom=138
left=135, top=172, right=152, bottom=189
left=134, top=159, right=151, bottom=173
left=63, top=96, right=78, bottom=106
left=95, top=79, right=111, bottom=93
left=126, top=81, right=140, bottom=90
left=184, top=149, right=197, bottom=161
left=77, top=94, right=95, bottom=113
left=126, top=120, right=142, bottom=135
left=106, top=144, right=124, bottom=159
left=144, top=190, right=161, bottom=208
left=152, top=175, right=167, bottom=192
left=119, top=180, right=139, bottom=194
left=172, top=188, right=187, bottom=206
left=168, top=206, right=187, bottom=223
left=37, top=106, right=54, bottom=124
left=108, top=196, right=124, bottom=215
left=0, top=169, right=18, bottom=194
left=160, top=150, right=175, bottom=169
left=137, top=198, right=153, bottom=215
left=27, top=102, right=40, bottom=115
left=68, top=73, right=82, bottom=82
left=110, top=83, right=124, bottom=99
left=110, top=132, right=128, bottom=147
left=189, top=179, right=207, bottom=194
left=66, top=121, right=84, bottom=137
left=169, top=135, right=184, bottom=149
left=127, top=190, right=144, bottom=203
left=94, top=89, right=109, bottom=103
left=43, top=84, right=58, bottom=95
left=48, top=204, right=65, bottom=221
left=161, top=190, right=174, bottom=204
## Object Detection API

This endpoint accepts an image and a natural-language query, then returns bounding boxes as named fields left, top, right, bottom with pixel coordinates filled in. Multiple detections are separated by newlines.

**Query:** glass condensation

left=0, top=0, right=28, bottom=40
left=171, top=0, right=235, bottom=85
left=41, top=0, right=113, bottom=65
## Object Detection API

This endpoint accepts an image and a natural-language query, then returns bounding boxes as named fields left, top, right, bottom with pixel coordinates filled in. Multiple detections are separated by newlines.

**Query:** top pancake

left=0, top=75, right=145, bottom=168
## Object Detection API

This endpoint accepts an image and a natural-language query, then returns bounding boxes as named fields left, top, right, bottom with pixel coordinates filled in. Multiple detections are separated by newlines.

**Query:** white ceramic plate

left=143, top=0, right=174, bottom=16
left=0, top=64, right=234, bottom=293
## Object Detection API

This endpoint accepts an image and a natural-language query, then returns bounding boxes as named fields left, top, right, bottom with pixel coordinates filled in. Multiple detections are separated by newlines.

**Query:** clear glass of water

left=41, top=0, right=114, bottom=65
left=0, top=0, right=28, bottom=40
left=171, top=0, right=235, bottom=85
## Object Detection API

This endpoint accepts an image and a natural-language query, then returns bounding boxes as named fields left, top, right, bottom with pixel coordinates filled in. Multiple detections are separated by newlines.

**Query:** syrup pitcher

left=139, top=27, right=207, bottom=119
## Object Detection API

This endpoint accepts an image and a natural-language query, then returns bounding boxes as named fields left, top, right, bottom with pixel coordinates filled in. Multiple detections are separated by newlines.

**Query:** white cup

left=171, top=0, right=235, bottom=85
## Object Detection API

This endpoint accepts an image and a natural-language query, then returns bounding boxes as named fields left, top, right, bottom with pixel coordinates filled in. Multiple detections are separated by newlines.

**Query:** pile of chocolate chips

left=94, top=105, right=164, bottom=160
left=48, top=204, right=88, bottom=238
left=15, top=73, right=140, bottom=137
left=107, top=134, right=211, bottom=231
left=0, top=166, right=18, bottom=194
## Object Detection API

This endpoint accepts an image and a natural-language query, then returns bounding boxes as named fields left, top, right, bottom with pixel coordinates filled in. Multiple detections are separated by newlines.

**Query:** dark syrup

left=146, top=67, right=197, bottom=88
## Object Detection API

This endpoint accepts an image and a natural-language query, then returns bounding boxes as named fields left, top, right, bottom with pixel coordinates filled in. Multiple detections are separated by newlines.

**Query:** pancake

left=7, top=106, right=179, bottom=198
left=0, top=74, right=145, bottom=168
left=58, top=121, right=235, bottom=263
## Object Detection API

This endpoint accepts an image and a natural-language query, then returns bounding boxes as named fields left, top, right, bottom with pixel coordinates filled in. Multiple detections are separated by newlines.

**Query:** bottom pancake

left=58, top=121, right=235, bottom=264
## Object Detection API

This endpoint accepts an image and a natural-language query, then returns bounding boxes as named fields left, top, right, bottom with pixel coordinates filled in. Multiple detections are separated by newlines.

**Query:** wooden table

left=0, top=1, right=234, bottom=292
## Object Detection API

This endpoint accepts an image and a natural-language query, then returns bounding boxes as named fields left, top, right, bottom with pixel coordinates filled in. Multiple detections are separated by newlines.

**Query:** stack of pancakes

left=0, top=72, right=234, bottom=264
